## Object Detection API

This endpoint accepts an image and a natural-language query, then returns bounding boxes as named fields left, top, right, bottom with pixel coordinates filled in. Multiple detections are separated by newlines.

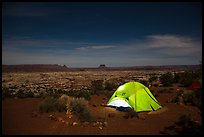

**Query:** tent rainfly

left=107, top=81, right=162, bottom=112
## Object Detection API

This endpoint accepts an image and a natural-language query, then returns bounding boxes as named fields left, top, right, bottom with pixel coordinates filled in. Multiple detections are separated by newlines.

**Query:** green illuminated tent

left=107, top=81, right=162, bottom=112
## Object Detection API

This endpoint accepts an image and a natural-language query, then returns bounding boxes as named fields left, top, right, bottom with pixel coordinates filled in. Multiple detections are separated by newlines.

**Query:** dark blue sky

left=2, top=2, right=202, bottom=67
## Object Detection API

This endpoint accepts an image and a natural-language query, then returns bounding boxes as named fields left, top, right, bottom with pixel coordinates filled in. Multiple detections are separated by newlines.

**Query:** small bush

left=174, top=73, right=182, bottom=83
left=176, top=114, right=192, bottom=126
left=66, top=89, right=92, bottom=100
left=104, top=81, right=118, bottom=91
left=160, top=72, right=174, bottom=87
left=149, top=73, right=158, bottom=83
left=75, top=89, right=92, bottom=100
left=166, top=114, right=202, bottom=135
left=15, top=89, right=27, bottom=98
left=91, top=80, right=104, bottom=94
left=68, top=97, right=95, bottom=122
left=56, top=99, right=67, bottom=112
left=161, top=114, right=202, bottom=135
left=172, top=89, right=202, bottom=110
left=138, top=80, right=149, bottom=87
left=38, top=95, right=95, bottom=122
left=171, top=92, right=183, bottom=104
left=103, top=90, right=115, bottom=98
left=38, top=96, right=58, bottom=113
left=26, top=90, right=34, bottom=98
left=2, top=87, right=14, bottom=99
left=183, top=89, right=202, bottom=110
left=178, top=70, right=202, bottom=87
left=43, top=88, right=67, bottom=98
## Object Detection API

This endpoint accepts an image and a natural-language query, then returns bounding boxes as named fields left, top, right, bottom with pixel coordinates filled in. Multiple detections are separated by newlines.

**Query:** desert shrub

left=26, top=90, right=34, bottom=97
left=55, top=101, right=67, bottom=112
left=182, top=92, right=193, bottom=104
left=176, top=114, right=192, bottom=126
left=174, top=72, right=182, bottom=83
left=43, top=88, right=66, bottom=98
left=38, top=95, right=95, bottom=121
left=2, top=91, right=7, bottom=100
left=160, top=72, right=174, bottom=87
left=17, top=90, right=34, bottom=98
left=55, top=89, right=67, bottom=96
left=118, top=79, right=127, bottom=85
left=138, top=80, right=149, bottom=87
left=104, top=80, right=118, bottom=91
left=162, top=114, right=202, bottom=135
left=42, top=88, right=55, bottom=98
left=172, top=89, right=202, bottom=110
left=171, top=92, right=183, bottom=104
left=182, top=89, right=202, bottom=110
left=66, top=89, right=92, bottom=100
left=149, top=73, right=158, bottom=83
left=8, top=89, right=34, bottom=99
left=90, top=80, right=104, bottom=94
left=175, top=114, right=202, bottom=135
left=38, top=96, right=58, bottom=113
left=38, top=94, right=96, bottom=122
left=65, top=89, right=75, bottom=96
left=191, top=89, right=202, bottom=110
left=38, top=95, right=69, bottom=113
left=68, top=97, right=95, bottom=122
left=180, top=72, right=195, bottom=87
left=103, top=90, right=115, bottom=98
left=2, top=87, right=14, bottom=99
left=75, top=89, right=92, bottom=100
left=15, top=89, right=27, bottom=98
left=178, top=70, right=202, bottom=87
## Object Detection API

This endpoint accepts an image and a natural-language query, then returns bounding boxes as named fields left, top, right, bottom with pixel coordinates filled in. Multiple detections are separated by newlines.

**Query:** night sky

left=2, top=2, right=202, bottom=67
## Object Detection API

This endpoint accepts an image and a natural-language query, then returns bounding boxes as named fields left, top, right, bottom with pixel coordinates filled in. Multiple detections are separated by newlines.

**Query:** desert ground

left=2, top=70, right=202, bottom=135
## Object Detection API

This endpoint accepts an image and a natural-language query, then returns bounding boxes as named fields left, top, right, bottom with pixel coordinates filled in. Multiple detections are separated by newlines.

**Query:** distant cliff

left=2, top=64, right=200, bottom=72
left=2, top=64, right=69, bottom=72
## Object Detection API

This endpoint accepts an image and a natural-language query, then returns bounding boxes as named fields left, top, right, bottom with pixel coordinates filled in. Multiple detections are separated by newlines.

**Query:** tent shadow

left=148, top=107, right=168, bottom=115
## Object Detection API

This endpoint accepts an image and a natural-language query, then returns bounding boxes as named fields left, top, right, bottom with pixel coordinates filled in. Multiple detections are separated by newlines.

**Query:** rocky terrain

left=2, top=67, right=202, bottom=135
left=2, top=70, right=166, bottom=97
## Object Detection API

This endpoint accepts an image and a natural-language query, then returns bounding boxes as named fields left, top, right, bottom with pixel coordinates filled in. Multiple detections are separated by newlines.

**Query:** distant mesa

left=2, top=64, right=200, bottom=72
left=98, top=64, right=107, bottom=68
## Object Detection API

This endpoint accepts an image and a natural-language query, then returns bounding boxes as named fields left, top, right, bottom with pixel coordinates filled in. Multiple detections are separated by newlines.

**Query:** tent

left=107, top=81, right=162, bottom=112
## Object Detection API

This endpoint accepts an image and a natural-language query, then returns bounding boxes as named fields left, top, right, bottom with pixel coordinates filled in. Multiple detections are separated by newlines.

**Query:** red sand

left=2, top=88, right=202, bottom=135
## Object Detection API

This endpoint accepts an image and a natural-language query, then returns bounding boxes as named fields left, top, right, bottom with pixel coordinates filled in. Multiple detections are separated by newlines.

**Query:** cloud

left=146, top=34, right=199, bottom=49
left=76, top=45, right=116, bottom=50
left=144, top=34, right=202, bottom=57
left=2, top=34, right=202, bottom=67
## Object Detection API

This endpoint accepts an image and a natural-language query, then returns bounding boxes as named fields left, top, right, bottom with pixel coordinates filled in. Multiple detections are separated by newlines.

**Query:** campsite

left=2, top=66, right=202, bottom=135
left=2, top=2, right=202, bottom=135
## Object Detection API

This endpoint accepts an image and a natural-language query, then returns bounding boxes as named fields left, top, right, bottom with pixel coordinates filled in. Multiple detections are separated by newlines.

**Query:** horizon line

left=2, top=63, right=201, bottom=68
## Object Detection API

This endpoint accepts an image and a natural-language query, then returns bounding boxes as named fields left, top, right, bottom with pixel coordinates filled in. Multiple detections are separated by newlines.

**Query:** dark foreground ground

left=2, top=85, right=202, bottom=135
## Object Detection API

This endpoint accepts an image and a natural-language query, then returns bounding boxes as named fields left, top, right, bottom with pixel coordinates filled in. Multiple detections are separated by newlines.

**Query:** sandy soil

left=2, top=85, right=202, bottom=135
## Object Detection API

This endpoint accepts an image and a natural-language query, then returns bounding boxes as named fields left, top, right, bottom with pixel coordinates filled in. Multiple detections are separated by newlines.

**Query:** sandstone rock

left=48, top=114, right=57, bottom=121
left=98, top=126, right=103, bottom=130
left=72, top=122, right=77, bottom=126
left=103, top=121, right=108, bottom=127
